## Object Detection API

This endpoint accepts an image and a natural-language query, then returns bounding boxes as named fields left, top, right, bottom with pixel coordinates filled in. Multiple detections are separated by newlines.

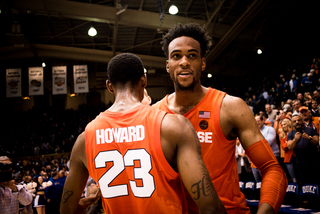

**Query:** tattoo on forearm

left=62, top=188, right=74, bottom=203
left=191, top=165, right=215, bottom=200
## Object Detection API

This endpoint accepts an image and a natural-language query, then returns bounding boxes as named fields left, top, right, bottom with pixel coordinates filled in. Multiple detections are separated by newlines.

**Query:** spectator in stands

left=274, top=110, right=287, bottom=134
left=313, top=89, right=320, bottom=104
left=287, top=113, right=319, bottom=185
left=299, top=106, right=316, bottom=130
left=45, top=171, right=62, bottom=214
left=34, top=176, right=48, bottom=214
left=266, top=90, right=275, bottom=105
left=304, top=92, right=312, bottom=106
left=58, top=170, right=66, bottom=188
left=292, top=100, right=301, bottom=114
left=310, top=99, right=320, bottom=116
left=312, top=105, right=320, bottom=134
left=260, top=111, right=273, bottom=127
left=289, top=74, right=297, bottom=99
left=301, top=72, right=315, bottom=93
left=0, top=156, right=33, bottom=214
left=282, top=103, right=292, bottom=115
left=252, top=115, right=279, bottom=182
left=235, top=138, right=253, bottom=183
left=278, top=119, right=298, bottom=183
left=274, top=110, right=288, bottom=161
left=297, top=93, right=305, bottom=105
left=283, top=80, right=291, bottom=101
left=265, top=104, right=278, bottom=123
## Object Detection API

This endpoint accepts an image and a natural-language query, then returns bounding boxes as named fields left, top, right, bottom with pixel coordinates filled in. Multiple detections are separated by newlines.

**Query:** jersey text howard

left=96, top=125, right=145, bottom=144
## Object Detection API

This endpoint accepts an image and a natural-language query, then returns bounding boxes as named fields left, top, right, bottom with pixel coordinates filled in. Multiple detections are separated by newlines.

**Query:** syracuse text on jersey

left=95, top=125, right=145, bottom=144
left=197, top=131, right=213, bottom=143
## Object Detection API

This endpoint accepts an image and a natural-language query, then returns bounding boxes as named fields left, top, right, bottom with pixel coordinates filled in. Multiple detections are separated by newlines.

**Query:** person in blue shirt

left=57, top=170, right=66, bottom=188
left=287, top=113, right=319, bottom=185
left=45, top=171, right=62, bottom=214
left=301, top=73, right=315, bottom=93
left=252, top=115, right=280, bottom=182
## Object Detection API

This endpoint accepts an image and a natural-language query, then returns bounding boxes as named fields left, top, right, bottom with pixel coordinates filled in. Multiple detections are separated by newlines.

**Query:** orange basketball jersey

left=154, top=88, right=250, bottom=214
left=85, top=104, right=188, bottom=214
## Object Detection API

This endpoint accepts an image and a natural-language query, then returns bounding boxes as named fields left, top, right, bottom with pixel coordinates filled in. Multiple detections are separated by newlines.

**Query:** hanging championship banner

left=73, top=65, right=89, bottom=93
left=6, top=68, right=22, bottom=98
left=52, top=66, right=67, bottom=95
left=28, top=67, right=44, bottom=96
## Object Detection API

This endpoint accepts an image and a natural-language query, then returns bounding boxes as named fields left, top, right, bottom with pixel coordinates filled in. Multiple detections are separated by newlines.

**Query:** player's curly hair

left=107, top=53, right=144, bottom=86
left=161, top=23, right=212, bottom=58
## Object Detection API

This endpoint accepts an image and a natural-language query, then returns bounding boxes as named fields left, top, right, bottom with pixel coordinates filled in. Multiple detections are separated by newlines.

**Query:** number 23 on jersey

left=95, top=149, right=155, bottom=198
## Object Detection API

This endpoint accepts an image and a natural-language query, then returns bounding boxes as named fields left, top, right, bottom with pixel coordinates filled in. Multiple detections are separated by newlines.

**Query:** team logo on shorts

left=199, top=120, right=208, bottom=130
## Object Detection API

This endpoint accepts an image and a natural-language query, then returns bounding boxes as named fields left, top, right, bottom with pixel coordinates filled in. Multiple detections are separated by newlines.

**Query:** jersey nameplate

left=96, top=125, right=145, bottom=144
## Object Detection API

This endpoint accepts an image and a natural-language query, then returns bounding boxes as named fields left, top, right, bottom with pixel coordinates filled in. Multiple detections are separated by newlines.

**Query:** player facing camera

left=0, top=156, right=13, bottom=183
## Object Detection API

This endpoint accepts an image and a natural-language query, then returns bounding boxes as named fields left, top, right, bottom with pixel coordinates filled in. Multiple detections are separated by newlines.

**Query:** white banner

left=52, top=66, right=67, bottom=95
left=6, top=68, right=22, bottom=98
left=29, top=67, right=44, bottom=96
left=73, top=65, right=89, bottom=93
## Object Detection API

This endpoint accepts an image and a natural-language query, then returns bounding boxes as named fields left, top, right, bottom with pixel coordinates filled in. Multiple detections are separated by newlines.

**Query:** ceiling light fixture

left=257, top=48, right=262, bottom=54
left=88, top=26, right=97, bottom=37
left=42, top=62, right=46, bottom=67
left=207, top=73, right=212, bottom=78
left=169, top=5, right=178, bottom=15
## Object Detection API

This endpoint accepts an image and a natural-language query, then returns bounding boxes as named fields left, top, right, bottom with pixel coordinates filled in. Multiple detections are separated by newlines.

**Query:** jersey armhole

left=153, top=112, right=180, bottom=178
left=215, top=92, right=236, bottom=142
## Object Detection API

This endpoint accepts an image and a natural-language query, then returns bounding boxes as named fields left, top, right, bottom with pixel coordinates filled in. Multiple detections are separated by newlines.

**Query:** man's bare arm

left=162, top=114, right=226, bottom=214
left=221, top=96, right=287, bottom=213
left=60, top=132, right=99, bottom=214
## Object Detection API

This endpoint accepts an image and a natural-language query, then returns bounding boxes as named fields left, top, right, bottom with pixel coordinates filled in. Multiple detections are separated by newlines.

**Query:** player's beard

left=175, top=77, right=196, bottom=92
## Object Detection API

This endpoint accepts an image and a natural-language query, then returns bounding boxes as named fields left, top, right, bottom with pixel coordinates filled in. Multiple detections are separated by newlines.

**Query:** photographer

left=0, top=156, right=32, bottom=214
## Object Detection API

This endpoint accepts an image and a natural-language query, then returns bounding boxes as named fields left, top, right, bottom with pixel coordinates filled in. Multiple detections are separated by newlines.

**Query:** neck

left=173, top=84, right=206, bottom=107
left=109, top=88, right=142, bottom=112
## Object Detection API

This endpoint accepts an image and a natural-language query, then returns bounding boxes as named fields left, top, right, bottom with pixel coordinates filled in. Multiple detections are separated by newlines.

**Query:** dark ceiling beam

left=0, top=43, right=167, bottom=69
left=112, top=1, right=119, bottom=56
left=11, top=0, right=208, bottom=30
left=206, top=0, right=270, bottom=64
left=184, top=0, right=194, bottom=17
left=206, top=0, right=226, bottom=27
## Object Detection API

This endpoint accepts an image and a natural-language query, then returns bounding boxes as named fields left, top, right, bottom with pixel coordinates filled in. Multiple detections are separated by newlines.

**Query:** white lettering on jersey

left=197, top=132, right=213, bottom=143
left=96, top=125, right=145, bottom=144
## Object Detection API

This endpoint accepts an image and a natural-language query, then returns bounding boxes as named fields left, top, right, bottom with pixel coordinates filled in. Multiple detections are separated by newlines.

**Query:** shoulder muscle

left=220, top=95, right=264, bottom=149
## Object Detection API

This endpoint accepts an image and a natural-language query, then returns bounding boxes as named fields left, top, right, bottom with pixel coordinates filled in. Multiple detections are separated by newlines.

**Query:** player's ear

left=106, top=80, right=114, bottom=93
left=201, top=57, right=206, bottom=71
left=166, top=60, right=169, bottom=73
left=141, top=74, right=147, bottom=88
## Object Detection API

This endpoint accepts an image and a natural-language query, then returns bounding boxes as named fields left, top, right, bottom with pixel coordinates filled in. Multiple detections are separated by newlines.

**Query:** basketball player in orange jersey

left=153, top=23, right=288, bottom=214
left=60, top=53, right=226, bottom=214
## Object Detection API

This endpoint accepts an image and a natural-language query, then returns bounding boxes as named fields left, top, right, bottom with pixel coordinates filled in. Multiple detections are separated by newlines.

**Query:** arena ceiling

left=0, top=0, right=318, bottom=82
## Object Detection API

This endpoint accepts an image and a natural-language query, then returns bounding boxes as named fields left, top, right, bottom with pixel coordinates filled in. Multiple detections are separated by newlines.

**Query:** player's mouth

left=178, top=71, right=193, bottom=77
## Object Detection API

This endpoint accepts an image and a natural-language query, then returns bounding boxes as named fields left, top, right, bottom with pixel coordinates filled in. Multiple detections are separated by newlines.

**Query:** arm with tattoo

left=60, top=133, right=100, bottom=214
left=174, top=116, right=226, bottom=214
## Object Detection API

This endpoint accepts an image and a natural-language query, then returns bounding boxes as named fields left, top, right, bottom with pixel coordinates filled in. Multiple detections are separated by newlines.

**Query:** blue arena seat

left=282, top=183, right=319, bottom=213
left=239, top=181, right=245, bottom=192
left=243, top=181, right=255, bottom=200
left=279, top=183, right=298, bottom=212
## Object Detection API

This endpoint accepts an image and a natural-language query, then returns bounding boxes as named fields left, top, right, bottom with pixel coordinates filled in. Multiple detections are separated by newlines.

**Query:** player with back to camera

left=153, top=23, right=288, bottom=214
left=60, top=53, right=226, bottom=214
